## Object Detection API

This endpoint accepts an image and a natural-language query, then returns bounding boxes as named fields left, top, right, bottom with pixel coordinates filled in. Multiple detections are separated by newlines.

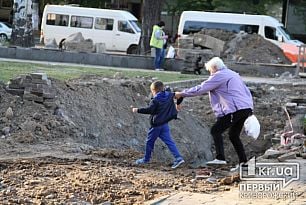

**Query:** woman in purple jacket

left=175, top=57, right=253, bottom=166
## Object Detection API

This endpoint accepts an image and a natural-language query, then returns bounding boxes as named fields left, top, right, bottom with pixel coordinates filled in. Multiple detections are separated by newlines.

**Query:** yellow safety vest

left=150, top=25, right=163, bottom=49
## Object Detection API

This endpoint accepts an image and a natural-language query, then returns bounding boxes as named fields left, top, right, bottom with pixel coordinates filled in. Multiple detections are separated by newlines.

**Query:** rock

left=5, top=107, right=13, bottom=120
left=194, top=33, right=225, bottom=56
left=33, top=113, right=42, bottom=121
left=277, top=152, right=296, bottom=162
left=262, top=149, right=285, bottom=159
left=2, top=127, right=10, bottom=136
left=271, top=137, right=281, bottom=145
left=64, top=32, right=94, bottom=53
left=44, top=38, right=57, bottom=48
left=95, top=43, right=106, bottom=53
left=263, top=133, right=274, bottom=140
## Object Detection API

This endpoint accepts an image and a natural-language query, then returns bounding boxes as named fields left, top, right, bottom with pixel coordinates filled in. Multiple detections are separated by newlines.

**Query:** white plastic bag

left=166, top=45, right=175, bottom=58
left=244, top=115, right=260, bottom=140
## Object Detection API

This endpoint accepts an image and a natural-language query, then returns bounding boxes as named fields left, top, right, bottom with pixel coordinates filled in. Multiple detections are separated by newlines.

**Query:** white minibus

left=40, top=5, right=141, bottom=54
left=178, top=11, right=303, bottom=47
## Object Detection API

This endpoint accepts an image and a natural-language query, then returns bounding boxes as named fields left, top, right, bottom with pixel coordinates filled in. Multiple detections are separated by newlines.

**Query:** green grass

left=0, top=61, right=203, bottom=83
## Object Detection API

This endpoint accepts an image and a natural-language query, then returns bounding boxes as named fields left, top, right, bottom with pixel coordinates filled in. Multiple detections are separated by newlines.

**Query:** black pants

left=211, top=108, right=252, bottom=163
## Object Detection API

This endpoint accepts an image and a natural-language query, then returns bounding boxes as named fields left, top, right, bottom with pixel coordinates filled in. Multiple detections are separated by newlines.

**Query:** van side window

left=241, top=25, right=259, bottom=34
left=71, top=16, right=93, bottom=29
left=95, top=18, right=114, bottom=30
left=46, top=13, right=69, bottom=26
left=118, top=21, right=134, bottom=33
left=264, top=26, right=277, bottom=40
left=183, top=21, right=259, bottom=34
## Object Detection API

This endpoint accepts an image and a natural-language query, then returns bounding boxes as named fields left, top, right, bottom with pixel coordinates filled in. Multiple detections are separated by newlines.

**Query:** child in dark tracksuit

left=132, top=81, right=185, bottom=169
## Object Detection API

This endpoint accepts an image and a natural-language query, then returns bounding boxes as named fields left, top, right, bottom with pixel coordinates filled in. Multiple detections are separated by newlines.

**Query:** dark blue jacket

left=138, top=91, right=181, bottom=127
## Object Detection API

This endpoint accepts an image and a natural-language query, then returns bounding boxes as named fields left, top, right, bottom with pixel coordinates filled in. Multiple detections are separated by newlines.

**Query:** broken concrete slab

left=178, top=37, right=194, bottom=49
left=262, top=149, right=286, bottom=159
left=277, top=152, right=296, bottom=162
left=193, top=33, right=225, bottom=56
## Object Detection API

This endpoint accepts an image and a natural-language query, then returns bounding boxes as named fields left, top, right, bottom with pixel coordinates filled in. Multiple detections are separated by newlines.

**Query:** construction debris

left=176, top=29, right=292, bottom=73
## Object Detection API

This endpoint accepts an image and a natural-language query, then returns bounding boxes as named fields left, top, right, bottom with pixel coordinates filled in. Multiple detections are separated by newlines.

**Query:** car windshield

left=129, top=20, right=141, bottom=33
left=1, top=22, right=12, bottom=28
left=278, top=26, right=294, bottom=40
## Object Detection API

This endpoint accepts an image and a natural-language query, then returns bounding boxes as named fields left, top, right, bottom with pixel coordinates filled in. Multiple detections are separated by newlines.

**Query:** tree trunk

left=141, top=0, right=164, bottom=55
left=11, top=0, right=35, bottom=47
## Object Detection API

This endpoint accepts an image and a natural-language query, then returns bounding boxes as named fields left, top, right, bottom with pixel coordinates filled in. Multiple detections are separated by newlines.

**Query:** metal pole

left=285, top=0, right=289, bottom=27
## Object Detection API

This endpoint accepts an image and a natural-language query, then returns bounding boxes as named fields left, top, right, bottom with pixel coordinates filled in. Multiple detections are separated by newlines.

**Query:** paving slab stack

left=6, top=73, right=56, bottom=109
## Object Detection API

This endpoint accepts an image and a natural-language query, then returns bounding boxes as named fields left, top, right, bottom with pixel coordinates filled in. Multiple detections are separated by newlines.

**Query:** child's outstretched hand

left=132, top=108, right=138, bottom=113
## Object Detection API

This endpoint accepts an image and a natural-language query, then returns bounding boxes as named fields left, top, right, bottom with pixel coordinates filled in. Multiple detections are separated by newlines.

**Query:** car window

left=3, top=22, right=12, bottom=28
left=95, top=17, right=113, bottom=30
left=183, top=21, right=259, bottom=34
left=129, top=20, right=141, bottom=33
left=46, top=13, right=69, bottom=27
left=264, top=26, right=277, bottom=40
left=71, top=16, right=93, bottom=29
left=118, top=21, right=134, bottom=33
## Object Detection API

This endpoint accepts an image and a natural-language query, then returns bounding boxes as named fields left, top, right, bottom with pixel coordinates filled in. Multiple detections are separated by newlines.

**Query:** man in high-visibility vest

left=150, top=21, right=168, bottom=71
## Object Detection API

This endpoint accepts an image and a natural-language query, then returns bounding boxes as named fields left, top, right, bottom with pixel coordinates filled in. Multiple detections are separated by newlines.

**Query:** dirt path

left=148, top=159, right=306, bottom=205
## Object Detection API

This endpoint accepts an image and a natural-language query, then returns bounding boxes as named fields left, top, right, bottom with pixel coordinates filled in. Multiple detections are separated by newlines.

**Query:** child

left=132, top=81, right=185, bottom=169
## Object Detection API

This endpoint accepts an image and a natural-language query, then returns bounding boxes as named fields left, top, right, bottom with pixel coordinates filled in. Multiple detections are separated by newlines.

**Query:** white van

left=178, top=11, right=303, bottom=47
left=40, top=5, right=141, bottom=54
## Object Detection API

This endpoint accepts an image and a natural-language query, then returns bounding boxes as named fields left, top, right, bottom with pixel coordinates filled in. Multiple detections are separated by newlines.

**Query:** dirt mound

left=222, top=32, right=291, bottom=64
left=179, top=29, right=292, bottom=74
left=198, top=29, right=291, bottom=64
left=0, top=75, right=213, bottom=166
left=1, top=73, right=304, bottom=166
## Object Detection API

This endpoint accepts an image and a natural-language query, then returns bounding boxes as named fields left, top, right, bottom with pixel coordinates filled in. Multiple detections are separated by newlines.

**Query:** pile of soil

left=0, top=75, right=213, bottom=166
left=197, top=29, right=292, bottom=64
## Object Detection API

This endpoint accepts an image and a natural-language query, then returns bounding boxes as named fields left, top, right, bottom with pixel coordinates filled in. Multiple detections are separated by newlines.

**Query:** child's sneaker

left=135, top=158, right=149, bottom=165
left=171, top=158, right=185, bottom=169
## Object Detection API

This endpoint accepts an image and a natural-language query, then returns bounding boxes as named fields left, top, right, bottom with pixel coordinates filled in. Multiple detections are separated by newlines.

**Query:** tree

left=11, top=0, right=35, bottom=47
left=212, top=0, right=281, bottom=14
left=141, top=0, right=165, bottom=54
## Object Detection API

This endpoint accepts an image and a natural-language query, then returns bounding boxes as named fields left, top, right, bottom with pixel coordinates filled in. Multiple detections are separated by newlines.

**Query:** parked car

left=0, top=21, right=12, bottom=43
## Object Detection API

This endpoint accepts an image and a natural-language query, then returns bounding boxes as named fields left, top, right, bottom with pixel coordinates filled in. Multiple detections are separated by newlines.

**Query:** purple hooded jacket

left=181, top=68, right=253, bottom=118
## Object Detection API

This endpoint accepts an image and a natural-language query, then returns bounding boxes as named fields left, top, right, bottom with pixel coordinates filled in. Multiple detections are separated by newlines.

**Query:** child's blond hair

left=150, top=81, right=164, bottom=92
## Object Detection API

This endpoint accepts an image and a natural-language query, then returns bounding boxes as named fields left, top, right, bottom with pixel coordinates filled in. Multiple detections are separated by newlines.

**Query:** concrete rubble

left=63, top=32, right=95, bottom=53
left=175, top=29, right=292, bottom=73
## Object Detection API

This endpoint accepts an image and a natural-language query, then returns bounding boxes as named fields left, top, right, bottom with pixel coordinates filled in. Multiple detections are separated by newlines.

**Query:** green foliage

left=164, top=0, right=283, bottom=15
left=165, top=0, right=214, bottom=15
